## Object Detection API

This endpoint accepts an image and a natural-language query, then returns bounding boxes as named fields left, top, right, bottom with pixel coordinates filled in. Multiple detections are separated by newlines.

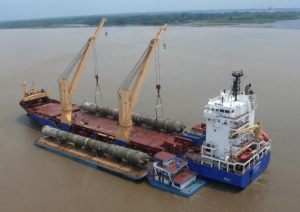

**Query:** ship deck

left=27, top=101, right=179, bottom=155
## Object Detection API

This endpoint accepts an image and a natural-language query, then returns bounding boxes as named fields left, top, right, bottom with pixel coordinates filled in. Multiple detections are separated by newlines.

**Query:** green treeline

left=1, top=11, right=300, bottom=29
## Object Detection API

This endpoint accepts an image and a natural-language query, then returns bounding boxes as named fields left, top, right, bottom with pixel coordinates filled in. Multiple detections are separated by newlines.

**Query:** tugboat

left=147, top=152, right=206, bottom=197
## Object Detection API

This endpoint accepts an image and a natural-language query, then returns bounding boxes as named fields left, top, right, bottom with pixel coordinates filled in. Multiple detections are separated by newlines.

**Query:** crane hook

left=163, top=43, right=167, bottom=50
left=95, top=74, right=99, bottom=85
left=156, top=84, right=161, bottom=95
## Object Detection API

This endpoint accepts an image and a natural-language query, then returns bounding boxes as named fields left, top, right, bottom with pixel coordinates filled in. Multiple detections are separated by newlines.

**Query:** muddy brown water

left=0, top=26, right=299, bottom=212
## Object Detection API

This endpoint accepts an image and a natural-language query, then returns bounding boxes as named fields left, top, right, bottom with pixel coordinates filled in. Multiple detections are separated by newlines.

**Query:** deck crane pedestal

left=116, top=25, right=167, bottom=143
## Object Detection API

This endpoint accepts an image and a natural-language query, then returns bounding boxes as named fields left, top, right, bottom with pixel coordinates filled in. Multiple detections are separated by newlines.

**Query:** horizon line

left=1, top=7, right=300, bottom=23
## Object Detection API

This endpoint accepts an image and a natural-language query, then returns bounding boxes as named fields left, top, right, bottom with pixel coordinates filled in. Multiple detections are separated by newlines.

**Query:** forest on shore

left=1, top=10, right=300, bottom=29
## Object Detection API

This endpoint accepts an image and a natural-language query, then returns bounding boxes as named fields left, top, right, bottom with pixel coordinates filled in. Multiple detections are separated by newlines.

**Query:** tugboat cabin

left=152, top=152, right=197, bottom=190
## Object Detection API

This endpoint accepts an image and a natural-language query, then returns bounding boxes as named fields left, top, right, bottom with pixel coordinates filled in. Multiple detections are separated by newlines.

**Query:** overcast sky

left=0, top=0, right=299, bottom=21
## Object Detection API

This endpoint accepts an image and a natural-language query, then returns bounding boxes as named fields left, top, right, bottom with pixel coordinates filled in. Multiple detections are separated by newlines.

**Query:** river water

left=0, top=25, right=299, bottom=212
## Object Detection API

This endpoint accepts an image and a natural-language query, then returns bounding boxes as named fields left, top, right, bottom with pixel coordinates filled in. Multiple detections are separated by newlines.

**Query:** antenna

left=21, top=81, right=27, bottom=97
left=231, top=70, right=243, bottom=101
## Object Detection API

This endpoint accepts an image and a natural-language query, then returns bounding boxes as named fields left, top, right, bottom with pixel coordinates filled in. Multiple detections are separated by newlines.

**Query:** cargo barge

left=35, top=136, right=148, bottom=181
left=19, top=19, right=271, bottom=192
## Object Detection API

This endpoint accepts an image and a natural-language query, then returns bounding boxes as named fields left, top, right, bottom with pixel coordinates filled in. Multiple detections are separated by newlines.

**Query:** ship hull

left=20, top=98, right=188, bottom=156
left=188, top=152, right=271, bottom=188
left=28, top=112, right=58, bottom=128
left=147, top=178, right=206, bottom=197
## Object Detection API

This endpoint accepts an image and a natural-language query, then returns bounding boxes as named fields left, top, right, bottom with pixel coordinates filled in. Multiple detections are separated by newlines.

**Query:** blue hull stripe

left=28, top=113, right=57, bottom=128
left=189, top=152, right=271, bottom=188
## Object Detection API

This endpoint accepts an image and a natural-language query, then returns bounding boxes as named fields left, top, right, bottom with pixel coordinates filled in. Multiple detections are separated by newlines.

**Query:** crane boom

left=230, top=122, right=263, bottom=140
left=116, top=25, right=167, bottom=143
left=59, top=19, right=106, bottom=127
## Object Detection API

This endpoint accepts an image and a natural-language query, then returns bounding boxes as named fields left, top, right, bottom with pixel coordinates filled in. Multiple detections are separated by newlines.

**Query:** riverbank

left=1, top=10, right=300, bottom=29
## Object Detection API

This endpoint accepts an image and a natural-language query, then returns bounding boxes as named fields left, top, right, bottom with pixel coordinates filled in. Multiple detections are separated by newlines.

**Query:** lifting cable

left=93, top=42, right=103, bottom=106
left=119, top=43, right=152, bottom=90
left=118, top=41, right=165, bottom=122
left=59, top=42, right=88, bottom=80
left=154, top=44, right=164, bottom=120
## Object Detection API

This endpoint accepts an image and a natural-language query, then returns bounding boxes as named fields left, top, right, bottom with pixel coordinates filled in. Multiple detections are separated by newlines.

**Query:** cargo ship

left=19, top=19, right=271, bottom=191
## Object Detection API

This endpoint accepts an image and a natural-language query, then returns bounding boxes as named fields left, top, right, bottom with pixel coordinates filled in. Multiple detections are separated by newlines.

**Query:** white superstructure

left=202, top=71, right=261, bottom=161
left=185, top=71, right=271, bottom=187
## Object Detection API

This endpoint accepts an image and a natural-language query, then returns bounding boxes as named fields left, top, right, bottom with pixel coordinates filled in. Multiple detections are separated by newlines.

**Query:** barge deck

left=35, top=136, right=147, bottom=181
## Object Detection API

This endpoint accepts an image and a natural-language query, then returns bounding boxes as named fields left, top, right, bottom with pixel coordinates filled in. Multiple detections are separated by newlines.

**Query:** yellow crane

left=58, top=19, right=106, bottom=127
left=116, top=24, right=167, bottom=143
left=230, top=122, right=263, bottom=141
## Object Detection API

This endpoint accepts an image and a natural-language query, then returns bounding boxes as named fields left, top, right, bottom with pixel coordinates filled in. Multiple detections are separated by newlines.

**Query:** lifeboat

left=239, top=149, right=253, bottom=161
left=191, top=123, right=206, bottom=133
left=262, top=131, right=270, bottom=142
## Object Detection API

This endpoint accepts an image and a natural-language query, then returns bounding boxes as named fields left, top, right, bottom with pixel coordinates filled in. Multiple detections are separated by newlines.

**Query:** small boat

left=147, top=152, right=205, bottom=197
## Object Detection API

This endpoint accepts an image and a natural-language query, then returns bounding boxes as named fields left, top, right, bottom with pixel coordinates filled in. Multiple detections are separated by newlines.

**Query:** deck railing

left=195, top=141, right=271, bottom=174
